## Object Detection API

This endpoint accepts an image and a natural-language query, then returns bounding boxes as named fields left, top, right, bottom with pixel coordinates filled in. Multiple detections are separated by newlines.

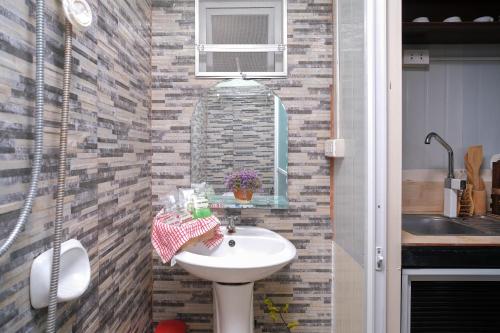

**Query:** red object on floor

left=154, top=320, right=187, bottom=333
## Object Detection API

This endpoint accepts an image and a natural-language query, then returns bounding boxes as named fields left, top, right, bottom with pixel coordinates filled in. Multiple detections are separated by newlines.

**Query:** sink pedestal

left=213, top=282, right=254, bottom=333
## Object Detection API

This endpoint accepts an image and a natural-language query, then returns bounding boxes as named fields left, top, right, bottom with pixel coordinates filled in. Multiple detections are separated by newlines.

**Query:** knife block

left=492, top=161, right=500, bottom=215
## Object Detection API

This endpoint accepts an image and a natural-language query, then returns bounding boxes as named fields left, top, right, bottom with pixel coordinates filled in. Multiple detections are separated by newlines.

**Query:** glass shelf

left=208, top=194, right=289, bottom=209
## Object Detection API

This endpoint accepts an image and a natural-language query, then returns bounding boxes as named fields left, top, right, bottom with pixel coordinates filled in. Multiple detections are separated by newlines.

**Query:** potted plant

left=263, top=297, right=299, bottom=332
left=225, top=169, right=262, bottom=203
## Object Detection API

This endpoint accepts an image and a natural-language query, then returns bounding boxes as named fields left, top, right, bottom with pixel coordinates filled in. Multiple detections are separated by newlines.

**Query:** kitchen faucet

left=425, top=132, right=455, bottom=179
left=425, top=132, right=465, bottom=218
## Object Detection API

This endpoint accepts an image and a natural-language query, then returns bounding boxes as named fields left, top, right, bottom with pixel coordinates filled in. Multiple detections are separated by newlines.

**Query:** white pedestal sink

left=175, top=226, right=297, bottom=333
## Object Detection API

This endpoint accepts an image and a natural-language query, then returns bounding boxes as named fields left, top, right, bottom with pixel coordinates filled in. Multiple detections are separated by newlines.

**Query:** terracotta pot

left=233, top=189, right=254, bottom=203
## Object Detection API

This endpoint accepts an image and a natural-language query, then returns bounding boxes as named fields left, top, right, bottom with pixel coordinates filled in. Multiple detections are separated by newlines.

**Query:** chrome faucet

left=425, top=132, right=455, bottom=179
left=424, top=132, right=465, bottom=218
left=225, top=215, right=238, bottom=234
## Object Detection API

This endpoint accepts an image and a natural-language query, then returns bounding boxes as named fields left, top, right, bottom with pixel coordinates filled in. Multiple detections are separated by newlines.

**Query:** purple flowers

left=225, top=169, right=262, bottom=192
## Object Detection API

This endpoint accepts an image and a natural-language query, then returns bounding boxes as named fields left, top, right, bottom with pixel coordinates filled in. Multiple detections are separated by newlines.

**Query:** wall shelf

left=403, top=22, right=500, bottom=44
left=208, top=194, right=289, bottom=210
left=403, top=0, right=500, bottom=44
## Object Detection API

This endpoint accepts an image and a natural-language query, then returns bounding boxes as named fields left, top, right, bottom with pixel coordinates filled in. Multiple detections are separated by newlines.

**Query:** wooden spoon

left=466, top=146, right=484, bottom=191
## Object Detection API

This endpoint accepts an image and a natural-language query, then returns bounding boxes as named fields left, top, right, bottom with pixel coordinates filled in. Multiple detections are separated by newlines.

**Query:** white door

left=333, top=0, right=387, bottom=332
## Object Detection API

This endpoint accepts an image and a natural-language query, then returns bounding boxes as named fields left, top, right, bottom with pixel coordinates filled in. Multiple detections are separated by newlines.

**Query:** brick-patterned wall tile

left=152, top=0, right=333, bottom=332
left=0, top=1, right=152, bottom=332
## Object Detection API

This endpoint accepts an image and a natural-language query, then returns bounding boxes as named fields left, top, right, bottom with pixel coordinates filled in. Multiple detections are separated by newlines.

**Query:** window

left=195, top=0, right=287, bottom=78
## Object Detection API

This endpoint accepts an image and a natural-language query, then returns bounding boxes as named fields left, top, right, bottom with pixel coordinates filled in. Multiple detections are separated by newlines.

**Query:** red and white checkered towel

left=151, top=210, right=223, bottom=264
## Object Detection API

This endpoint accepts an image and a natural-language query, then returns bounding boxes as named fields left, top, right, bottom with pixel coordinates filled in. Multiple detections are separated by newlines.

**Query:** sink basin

left=403, top=215, right=485, bottom=235
left=175, top=226, right=296, bottom=283
left=174, top=226, right=296, bottom=333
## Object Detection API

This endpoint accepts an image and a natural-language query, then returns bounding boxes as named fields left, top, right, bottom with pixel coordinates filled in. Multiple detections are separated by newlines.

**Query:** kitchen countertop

left=402, top=214, right=500, bottom=246
left=402, top=214, right=500, bottom=268
left=402, top=231, right=500, bottom=246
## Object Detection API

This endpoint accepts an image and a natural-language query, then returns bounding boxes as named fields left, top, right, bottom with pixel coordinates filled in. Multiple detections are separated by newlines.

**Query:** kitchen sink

left=403, top=215, right=486, bottom=235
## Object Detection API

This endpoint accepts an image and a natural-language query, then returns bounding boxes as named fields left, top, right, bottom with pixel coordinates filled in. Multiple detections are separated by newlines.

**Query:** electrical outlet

left=403, top=49, right=429, bottom=67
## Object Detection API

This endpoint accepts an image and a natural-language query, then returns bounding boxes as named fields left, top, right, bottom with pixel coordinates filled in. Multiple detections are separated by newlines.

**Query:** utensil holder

left=473, top=190, right=487, bottom=215
left=492, top=193, right=500, bottom=215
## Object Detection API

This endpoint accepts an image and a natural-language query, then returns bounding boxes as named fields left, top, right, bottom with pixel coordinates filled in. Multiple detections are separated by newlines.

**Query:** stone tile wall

left=152, top=0, right=333, bottom=332
left=0, top=0, right=333, bottom=331
left=0, top=0, right=152, bottom=332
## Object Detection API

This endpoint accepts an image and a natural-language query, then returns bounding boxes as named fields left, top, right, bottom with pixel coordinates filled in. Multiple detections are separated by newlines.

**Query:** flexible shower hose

left=0, top=0, right=45, bottom=257
left=46, top=19, right=73, bottom=333
left=0, top=1, right=73, bottom=330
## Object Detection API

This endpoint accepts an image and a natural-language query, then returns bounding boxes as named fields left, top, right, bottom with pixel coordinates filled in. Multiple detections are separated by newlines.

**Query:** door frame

left=333, top=0, right=400, bottom=331
left=386, top=0, right=403, bottom=332
left=366, top=0, right=389, bottom=332
left=366, top=0, right=403, bottom=331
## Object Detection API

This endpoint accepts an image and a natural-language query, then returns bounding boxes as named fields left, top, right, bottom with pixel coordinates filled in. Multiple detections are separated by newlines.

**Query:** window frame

left=195, top=0, right=288, bottom=78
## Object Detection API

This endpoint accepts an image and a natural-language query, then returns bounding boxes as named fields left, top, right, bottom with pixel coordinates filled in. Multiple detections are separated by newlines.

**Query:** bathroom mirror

left=191, top=79, right=288, bottom=209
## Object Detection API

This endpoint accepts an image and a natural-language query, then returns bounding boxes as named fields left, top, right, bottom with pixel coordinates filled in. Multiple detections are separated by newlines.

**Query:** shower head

left=63, top=0, right=92, bottom=28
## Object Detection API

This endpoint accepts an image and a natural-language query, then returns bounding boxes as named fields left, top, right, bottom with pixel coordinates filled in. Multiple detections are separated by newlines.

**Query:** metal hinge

left=375, top=246, right=384, bottom=271
left=196, top=44, right=205, bottom=51
left=278, top=44, right=287, bottom=52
